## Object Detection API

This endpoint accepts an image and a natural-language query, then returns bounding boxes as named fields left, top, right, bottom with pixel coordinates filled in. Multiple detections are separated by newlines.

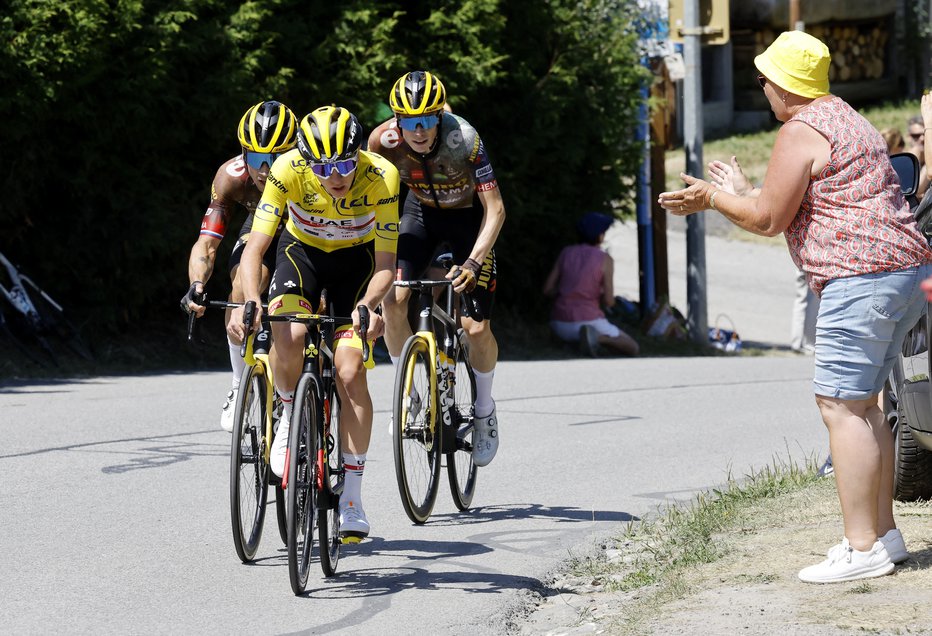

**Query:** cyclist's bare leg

left=333, top=346, right=372, bottom=454
left=382, top=285, right=413, bottom=359
left=269, top=321, right=305, bottom=397
left=461, top=316, right=497, bottom=373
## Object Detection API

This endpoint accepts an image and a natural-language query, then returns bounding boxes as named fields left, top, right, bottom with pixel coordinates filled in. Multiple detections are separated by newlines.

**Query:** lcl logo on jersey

left=258, top=202, right=282, bottom=217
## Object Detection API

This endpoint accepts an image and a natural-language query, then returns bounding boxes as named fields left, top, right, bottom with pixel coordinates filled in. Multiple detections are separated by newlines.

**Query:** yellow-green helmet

left=389, top=71, right=446, bottom=116
left=296, top=106, right=362, bottom=162
left=237, top=101, right=298, bottom=153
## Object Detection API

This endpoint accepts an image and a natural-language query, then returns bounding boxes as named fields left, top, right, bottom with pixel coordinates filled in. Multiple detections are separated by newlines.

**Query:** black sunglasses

left=756, top=74, right=767, bottom=89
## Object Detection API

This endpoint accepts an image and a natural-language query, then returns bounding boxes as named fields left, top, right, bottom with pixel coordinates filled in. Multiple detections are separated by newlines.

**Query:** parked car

left=885, top=152, right=932, bottom=501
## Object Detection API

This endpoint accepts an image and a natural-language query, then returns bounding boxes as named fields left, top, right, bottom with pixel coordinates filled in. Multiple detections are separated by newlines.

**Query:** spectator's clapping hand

left=708, top=156, right=752, bottom=196
left=922, top=276, right=932, bottom=302
left=922, top=93, right=932, bottom=130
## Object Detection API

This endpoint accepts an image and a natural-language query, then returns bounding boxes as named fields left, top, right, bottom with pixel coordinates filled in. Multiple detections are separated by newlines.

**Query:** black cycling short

left=397, top=191, right=496, bottom=319
left=268, top=232, right=375, bottom=319
left=229, top=214, right=278, bottom=275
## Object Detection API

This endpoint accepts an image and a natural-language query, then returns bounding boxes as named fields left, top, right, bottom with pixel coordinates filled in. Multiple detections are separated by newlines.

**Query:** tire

left=889, top=385, right=932, bottom=501
left=287, top=374, right=319, bottom=595
left=230, top=364, right=269, bottom=562
left=447, top=331, right=478, bottom=510
left=393, top=335, right=441, bottom=524
left=275, top=483, right=287, bottom=546
left=319, top=389, right=342, bottom=577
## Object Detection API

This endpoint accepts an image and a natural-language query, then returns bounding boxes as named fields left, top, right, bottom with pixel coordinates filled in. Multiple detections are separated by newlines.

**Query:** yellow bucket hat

left=754, top=31, right=830, bottom=99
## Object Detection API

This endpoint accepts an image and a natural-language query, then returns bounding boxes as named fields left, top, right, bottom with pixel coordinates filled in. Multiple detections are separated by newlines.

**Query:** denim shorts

left=813, top=263, right=932, bottom=400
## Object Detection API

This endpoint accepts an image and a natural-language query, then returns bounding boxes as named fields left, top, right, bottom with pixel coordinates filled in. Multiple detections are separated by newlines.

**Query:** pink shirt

left=784, top=97, right=932, bottom=295
left=551, top=244, right=608, bottom=322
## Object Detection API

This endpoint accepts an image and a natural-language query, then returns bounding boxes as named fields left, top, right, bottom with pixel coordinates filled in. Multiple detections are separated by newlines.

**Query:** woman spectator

left=659, top=30, right=932, bottom=584
left=542, top=212, right=639, bottom=357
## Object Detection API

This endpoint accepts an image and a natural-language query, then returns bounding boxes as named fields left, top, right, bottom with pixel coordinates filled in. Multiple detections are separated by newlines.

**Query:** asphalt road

left=1, top=352, right=826, bottom=635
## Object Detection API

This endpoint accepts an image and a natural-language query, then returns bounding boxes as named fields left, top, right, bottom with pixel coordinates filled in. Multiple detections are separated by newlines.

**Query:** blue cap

left=576, top=212, right=615, bottom=242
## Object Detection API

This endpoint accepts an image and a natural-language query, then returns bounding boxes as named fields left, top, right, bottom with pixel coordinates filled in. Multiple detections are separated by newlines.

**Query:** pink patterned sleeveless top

left=784, top=97, right=932, bottom=295
left=551, top=244, right=608, bottom=322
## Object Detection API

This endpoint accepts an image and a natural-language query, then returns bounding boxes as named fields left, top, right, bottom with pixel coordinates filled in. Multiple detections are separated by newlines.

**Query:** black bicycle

left=0, top=250, right=93, bottom=365
left=392, top=259, right=482, bottom=523
left=239, top=300, right=370, bottom=594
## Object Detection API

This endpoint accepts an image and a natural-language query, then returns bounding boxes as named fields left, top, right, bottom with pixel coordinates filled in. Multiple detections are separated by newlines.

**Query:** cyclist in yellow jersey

left=229, top=105, right=399, bottom=541
left=180, top=101, right=298, bottom=433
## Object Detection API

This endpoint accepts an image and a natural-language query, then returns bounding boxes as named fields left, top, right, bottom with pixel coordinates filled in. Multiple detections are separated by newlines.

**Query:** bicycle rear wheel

left=319, top=389, right=342, bottom=576
left=287, top=374, right=319, bottom=595
left=448, top=332, right=478, bottom=510
left=230, top=364, right=269, bottom=562
left=393, top=335, right=441, bottom=524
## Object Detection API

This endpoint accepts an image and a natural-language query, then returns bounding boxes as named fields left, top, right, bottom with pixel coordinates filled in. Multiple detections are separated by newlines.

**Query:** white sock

left=229, top=338, right=245, bottom=389
left=278, top=390, right=295, bottom=431
left=390, top=355, right=399, bottom=367
left=342, top=452, right=366, bottom=507
left=474, top=368, right=495, bottom=418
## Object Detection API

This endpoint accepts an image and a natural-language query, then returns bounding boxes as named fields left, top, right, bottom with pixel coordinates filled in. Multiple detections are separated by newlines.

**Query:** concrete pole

left=683, top=0, right=707, bottom=343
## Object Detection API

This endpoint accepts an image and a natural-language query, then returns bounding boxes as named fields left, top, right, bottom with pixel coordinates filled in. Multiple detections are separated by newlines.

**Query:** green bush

left=0, top=0, right=647, bottom=344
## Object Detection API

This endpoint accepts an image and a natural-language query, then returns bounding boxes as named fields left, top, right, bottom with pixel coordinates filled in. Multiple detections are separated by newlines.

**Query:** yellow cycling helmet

left=237, top=101, right=298, bottom=153
left=296, top=106, right=362, bottom=163
left=389, top=71, right=446, bottom=116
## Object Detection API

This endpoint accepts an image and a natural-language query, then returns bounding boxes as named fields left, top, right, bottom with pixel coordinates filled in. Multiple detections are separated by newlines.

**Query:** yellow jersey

left=252, top=148, right=400, bottom=254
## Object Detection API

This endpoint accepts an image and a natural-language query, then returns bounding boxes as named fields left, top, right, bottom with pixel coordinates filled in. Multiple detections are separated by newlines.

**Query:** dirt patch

left=517, top=479, right=932, bottom=635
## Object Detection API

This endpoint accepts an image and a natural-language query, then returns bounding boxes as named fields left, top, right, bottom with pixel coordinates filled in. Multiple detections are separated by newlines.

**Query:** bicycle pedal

left=340, top=535, right=364, bottom=545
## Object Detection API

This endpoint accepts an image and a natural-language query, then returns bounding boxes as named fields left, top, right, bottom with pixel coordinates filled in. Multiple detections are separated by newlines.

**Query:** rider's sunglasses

left=756, top=74, right=767, bottom=89
left=310, top=157, right=358, bottom=180
left=244, top=150, right=282, bottom=170
left=396, top=114, right=441, bottom=131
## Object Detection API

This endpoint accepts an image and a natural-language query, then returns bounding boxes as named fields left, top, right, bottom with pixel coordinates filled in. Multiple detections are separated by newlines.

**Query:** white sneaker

left=579, top=325, right=601, bottom=358
left=472, top=402, right=498, bottom=467
left=339, top=500, right=370, bottom=543
left=270, top=415, right=289, bottom=478
left=798, top=538, right=894, bottom=584
left=220, top=388, right=237, bottom=433
left=880, top=528, right=909, bottom=564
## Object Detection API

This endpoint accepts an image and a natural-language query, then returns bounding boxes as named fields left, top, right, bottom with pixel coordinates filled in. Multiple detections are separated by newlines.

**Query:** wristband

left=709, top=190, right=718, bottom=211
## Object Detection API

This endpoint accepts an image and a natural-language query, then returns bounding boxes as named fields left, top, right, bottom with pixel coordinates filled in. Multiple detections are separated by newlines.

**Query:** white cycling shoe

left=472, top=402, right=498, bottom=467
left=339, top=500, right=370, bottom=543
left=220, top=388, right=237, bottom=433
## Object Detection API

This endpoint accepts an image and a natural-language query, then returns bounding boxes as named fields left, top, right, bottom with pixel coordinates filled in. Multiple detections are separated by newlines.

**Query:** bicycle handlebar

left=392, top=278, right=484, bottom=323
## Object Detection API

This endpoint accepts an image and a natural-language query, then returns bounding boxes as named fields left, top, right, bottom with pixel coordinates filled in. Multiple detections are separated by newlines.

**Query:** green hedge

left=0, top=0, right=647, bottom=336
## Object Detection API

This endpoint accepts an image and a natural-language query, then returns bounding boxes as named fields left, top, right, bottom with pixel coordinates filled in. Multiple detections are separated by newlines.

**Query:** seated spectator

left=880, top=127, right=905, bottom=155
left=542, top=212, right=639, bottom=357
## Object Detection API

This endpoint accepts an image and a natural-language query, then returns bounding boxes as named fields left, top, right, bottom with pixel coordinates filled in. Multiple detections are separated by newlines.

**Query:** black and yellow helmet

left=237, top=101, right=298, bottom=153
left=389, top=71, right=446, bottom=116
left=296, top=106, right=362, bottom=163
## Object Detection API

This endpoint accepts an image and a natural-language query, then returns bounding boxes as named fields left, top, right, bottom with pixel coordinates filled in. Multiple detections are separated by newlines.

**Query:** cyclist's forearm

left=470, top=189, right=506, bottom=264
left=188, top=237, right=219, bottom=286
left=360, top=258, right=394, bottom=310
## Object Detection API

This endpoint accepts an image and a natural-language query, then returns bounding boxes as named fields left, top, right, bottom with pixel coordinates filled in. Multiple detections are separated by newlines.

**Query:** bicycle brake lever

left=186, top=289, right=207, bottom=342
left=357, top=305, right=370, bottom=363
left=240, top=301, right=256, bottom=358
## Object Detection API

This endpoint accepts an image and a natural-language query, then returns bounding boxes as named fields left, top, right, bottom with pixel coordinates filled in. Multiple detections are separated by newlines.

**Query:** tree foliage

left=0, top=0, right=647, bottom=335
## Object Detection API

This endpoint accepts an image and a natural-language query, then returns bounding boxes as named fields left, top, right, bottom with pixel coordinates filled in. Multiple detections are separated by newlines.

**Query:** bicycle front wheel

left=230, top=364, right=269, bottom=562
left=319, top=389, right=342, bottom=576
left=287, top=374, right=319, bottom=595
left=448, top=331, right=478, bottom=510
left=393, top=335, right=441, bottom=524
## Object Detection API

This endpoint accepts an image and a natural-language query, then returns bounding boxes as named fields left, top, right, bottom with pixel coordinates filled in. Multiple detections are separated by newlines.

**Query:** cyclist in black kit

left=181, top=100, right=298, bottom=432
left=368, top=71, right=506, bottom=467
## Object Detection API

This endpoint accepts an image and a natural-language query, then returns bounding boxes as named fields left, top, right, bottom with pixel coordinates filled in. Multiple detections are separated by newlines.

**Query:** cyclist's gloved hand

left=181, top=281, right=206, bottom=317
left=450, top=258, right=481, bottom=294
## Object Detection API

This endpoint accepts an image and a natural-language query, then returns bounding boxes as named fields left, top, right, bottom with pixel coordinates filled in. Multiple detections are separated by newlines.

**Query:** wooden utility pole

left=789, top=0, right=802, bottom=30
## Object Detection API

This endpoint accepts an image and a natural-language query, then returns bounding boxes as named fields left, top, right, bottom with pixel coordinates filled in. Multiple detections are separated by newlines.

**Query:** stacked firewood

left=751, top=22, right=889, bottom=82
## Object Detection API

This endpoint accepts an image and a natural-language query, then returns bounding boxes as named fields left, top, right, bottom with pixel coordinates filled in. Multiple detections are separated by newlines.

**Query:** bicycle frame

left=0, top=251, right=59, bottom=327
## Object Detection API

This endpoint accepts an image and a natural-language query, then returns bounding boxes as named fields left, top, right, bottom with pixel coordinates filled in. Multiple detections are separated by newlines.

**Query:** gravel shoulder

left=516, top=478, right=932, bottom=635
